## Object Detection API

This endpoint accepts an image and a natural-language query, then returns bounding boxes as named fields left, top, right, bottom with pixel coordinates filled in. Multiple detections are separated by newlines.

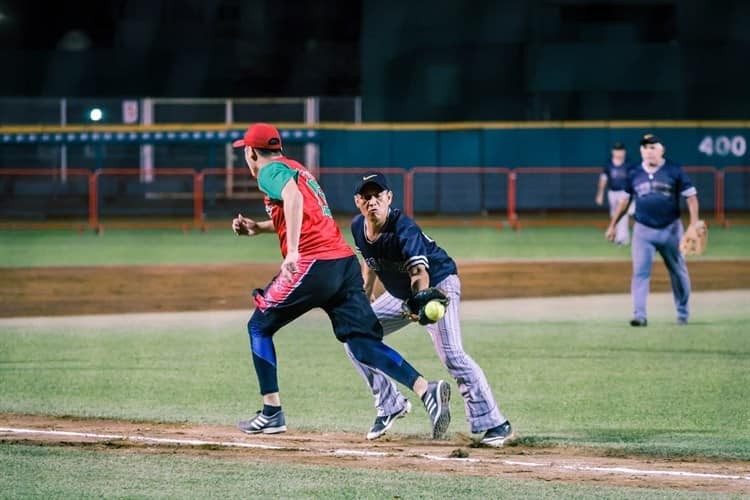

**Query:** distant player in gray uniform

left=605, top=134, right=700, bottom=326
left=346, top=171, right=514, bottom=446
left=596, top=142, right=634, bottom=245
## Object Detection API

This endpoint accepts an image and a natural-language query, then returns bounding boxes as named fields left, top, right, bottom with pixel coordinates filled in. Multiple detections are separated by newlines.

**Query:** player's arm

left=401, top=263, right=430, bottom=323
left=595, top=174, right=607, bottom=205
left=232, top=214, right=275, bottom=236
left=280, top=179, right=303, bottom=279
left=408, top=264, right=430, bottom=294
left=605, top=196, right=631, bottom=241
left=679, top=170, right=700, bottom=226
left=254, top=220, right=276, bottom=232
left=404, top=263, right=449, bottom=325
left=363, top=266, right=378, bottom=302
left=685, top=195, right=699, bottom=226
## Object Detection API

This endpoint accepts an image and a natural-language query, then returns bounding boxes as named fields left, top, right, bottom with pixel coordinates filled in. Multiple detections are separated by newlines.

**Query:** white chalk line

left=2, top=427, right=749, bottom=482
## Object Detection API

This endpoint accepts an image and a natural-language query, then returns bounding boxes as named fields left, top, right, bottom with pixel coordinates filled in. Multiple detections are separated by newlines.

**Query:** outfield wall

left=1, top=122, right=748, bottom=224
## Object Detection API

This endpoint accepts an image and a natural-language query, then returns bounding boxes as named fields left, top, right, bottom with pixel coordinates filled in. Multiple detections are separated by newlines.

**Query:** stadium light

left=88, top=108, right=104, bottom=122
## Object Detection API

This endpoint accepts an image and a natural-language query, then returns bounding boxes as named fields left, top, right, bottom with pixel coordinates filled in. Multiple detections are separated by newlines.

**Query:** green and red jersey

left=257, top=158, right=353, bottom=259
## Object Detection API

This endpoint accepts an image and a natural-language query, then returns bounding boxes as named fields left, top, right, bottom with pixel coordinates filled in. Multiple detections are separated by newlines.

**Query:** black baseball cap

left=640, top=134, right=662, bottom=146
left=353, top=171, right=390, bottom=195
left=612, top=142, right=626, bottom=150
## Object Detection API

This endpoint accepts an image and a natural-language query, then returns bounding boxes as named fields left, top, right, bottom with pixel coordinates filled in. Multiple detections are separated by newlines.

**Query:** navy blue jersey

left=351, top=209, right=458, bottom=300
left=626, top=160, right=697, bottom=229
left=602, top=160, right=631, bottom=191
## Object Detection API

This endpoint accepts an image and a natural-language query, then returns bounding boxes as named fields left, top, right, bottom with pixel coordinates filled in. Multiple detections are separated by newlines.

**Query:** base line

left=1, top=427, right=748, bottom=482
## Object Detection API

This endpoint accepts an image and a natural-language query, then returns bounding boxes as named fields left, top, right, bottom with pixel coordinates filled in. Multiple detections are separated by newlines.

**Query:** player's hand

left=280, top=250, right=299, bottom=282
left=604, top=225, right=616, bottom=242
left=595, top=194, right=604, bottom=206
left=232, top=213, right=259, bottom=236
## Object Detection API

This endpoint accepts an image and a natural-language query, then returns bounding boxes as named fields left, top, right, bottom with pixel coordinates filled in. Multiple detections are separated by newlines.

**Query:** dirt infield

left=3, top=259, right=749, bottom=317
left=1, top=414, right=749, bottom=494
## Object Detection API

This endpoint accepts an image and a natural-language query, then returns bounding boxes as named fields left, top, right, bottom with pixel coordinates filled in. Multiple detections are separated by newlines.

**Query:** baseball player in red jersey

left=231, top=123, right=451, bottom=439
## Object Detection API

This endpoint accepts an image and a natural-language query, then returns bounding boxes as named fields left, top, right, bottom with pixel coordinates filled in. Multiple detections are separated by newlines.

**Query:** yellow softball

left=424, top=300, right=446, bottom=321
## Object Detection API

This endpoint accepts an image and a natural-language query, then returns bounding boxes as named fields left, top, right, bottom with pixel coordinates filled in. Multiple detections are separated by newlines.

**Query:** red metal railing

left=317, top=167, right=411, bottom=216
left=509, top=166, right=722, bottom=228
left=722, top=166, right=750, bottom=227
left=510, top=167, right=601, bottom=229
left=88, top=168, right=199, bottom=230
left=409, top=166, right=513, bottom=224
left=684, top=166, right=722, bottom=226
left=0, top=165, right=739, bottom=230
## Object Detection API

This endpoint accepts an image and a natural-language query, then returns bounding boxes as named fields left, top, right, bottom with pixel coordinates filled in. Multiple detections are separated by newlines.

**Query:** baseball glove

left=402, top=287, right=450, bottom=325
left=679, top=220, right=708, bottom=256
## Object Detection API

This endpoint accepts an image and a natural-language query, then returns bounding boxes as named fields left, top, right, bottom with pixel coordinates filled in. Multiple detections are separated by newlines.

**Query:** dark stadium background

left=1, top=0, right=748, bottom=121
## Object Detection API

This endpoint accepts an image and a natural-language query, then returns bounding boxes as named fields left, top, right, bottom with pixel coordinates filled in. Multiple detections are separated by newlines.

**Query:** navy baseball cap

left=612, top=142, right=626, bottom=150
left=353, top=171, right=390, bottom=195
left=640, top=134, right=662, bottom=146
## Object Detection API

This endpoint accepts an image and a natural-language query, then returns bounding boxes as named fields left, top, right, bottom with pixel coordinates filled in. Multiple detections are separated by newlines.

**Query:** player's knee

left=633, top=268, right=651, bottom=279
left=441, top=348, right=470, bottom=371
left=345, top=336, right=369, bottom=362
left=346, top=335, right=387, bottom=366
left=247, top=311, right=272, bottom=339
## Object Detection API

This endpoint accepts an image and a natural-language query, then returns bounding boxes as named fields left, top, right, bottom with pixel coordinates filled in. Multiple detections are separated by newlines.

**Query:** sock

left=263, top=404, right=281, bottom=416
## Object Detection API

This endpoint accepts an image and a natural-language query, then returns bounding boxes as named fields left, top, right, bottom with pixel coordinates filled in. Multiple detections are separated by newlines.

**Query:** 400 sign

left=698, top=135, right=747, bottom=157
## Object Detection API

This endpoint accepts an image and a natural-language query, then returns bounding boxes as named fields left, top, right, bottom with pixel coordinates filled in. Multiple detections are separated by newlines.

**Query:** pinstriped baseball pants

left=608, top=189, right=634, bottom=245
left=345, top=274, right=507, bottom=433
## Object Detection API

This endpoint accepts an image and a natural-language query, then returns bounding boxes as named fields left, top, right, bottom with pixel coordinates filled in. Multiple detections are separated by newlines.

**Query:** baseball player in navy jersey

left=230, top=124, right=451, bottom=438
left=596, top=142, right=634, bottom=245
left=345, top=171, right=514, bottom=447
left=605, top=134, right=700, bottom=326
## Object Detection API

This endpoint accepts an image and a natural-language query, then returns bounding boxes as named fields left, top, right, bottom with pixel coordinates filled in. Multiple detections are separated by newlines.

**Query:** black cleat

left=238, top=410, right=287, bottom=434
left=366, top=400, right=411, bottom=440
left=480, top=421, right=516, bottom=447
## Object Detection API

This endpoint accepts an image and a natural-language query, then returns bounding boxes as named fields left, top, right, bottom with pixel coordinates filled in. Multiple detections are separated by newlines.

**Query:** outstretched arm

left=408, top=264, right=430, bottom=294
left=232, top=214, right=275, bottom=236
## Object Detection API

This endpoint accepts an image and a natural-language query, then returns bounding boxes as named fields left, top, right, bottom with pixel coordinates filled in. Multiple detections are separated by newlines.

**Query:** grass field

left=1, top=293, right=749, bottom=497
left=1, top=443, right=729, bottom=499
left=1, top=225, right=749, bottom=497
left=2, top=293, right=748, bottom=459
left=1, top=224, right=749, bottom=266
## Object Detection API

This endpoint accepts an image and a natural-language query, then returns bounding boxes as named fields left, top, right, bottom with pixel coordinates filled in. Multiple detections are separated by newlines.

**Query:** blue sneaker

left=366, top=400, right=412, bottom=440
left=422, top=380, right=451, bottom=439
left=238, top=410, right=287, bottom=434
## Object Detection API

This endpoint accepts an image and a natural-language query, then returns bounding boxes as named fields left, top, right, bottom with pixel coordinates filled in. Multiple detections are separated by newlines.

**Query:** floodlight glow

left=89, top=108, right=103, bottom=122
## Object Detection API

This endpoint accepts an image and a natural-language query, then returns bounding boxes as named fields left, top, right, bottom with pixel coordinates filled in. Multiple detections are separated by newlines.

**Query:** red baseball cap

left=232, top=123, right=283, bottom=150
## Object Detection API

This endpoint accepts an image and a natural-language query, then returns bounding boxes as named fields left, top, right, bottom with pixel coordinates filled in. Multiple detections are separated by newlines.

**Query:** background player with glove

left=347, top=171, right=514, bottom=446
left=605, top=134, right=703, bottom=326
